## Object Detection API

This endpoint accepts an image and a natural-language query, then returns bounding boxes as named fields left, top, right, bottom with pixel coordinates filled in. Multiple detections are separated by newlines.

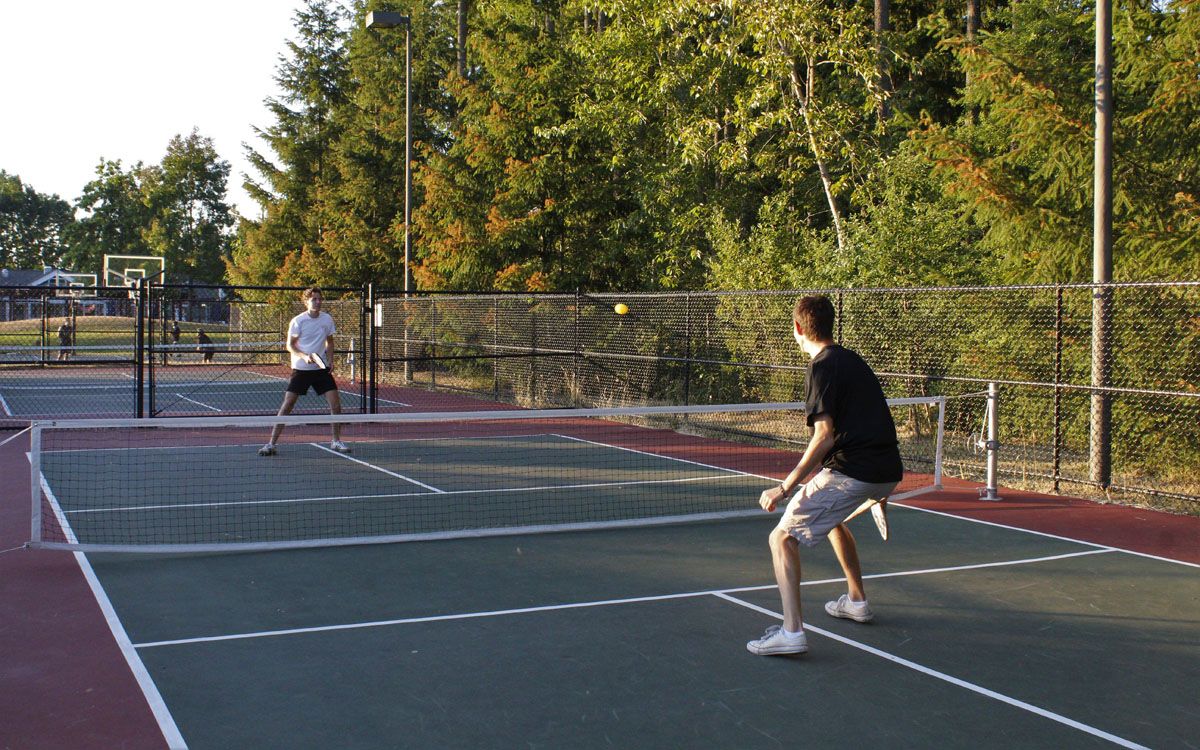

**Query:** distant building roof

left=0, top=267, right=89, bottom=287
left=0, top=268, right=53, bottom=286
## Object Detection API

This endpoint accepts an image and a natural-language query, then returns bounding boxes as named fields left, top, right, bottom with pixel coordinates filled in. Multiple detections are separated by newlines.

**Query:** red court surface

left=1, top=414, right=1196, bottom=748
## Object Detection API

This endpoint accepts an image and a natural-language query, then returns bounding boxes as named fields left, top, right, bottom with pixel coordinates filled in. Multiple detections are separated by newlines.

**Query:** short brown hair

left=302, top=286, right=322, bottom=301
left=793, top=295, right=835, bottom=341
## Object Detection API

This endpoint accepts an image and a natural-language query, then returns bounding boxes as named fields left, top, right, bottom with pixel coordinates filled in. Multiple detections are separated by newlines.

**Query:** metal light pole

left=1091, top=0, right=1113, bottom=489
left=365, top=10, right=412, bottom=295
left=365, top=10, right=413, bottom=381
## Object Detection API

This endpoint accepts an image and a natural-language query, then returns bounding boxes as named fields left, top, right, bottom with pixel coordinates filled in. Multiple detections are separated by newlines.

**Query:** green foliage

left=229, top=0, right=351, bottom=287
left=916, top=0, right=1200, bottom=282
left=66, top=134, right=234, bottom=284
left=214, top=0, right=1198, bottom=292
left=0, top=171, right=74, bottom=269
left=66, top=159, right=156, bottom=275
left=142, top=131, right=236, bottom=284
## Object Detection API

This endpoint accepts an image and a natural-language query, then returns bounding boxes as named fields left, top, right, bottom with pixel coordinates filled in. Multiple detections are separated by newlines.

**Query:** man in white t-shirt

left=259, top=287, right=351, bottom=456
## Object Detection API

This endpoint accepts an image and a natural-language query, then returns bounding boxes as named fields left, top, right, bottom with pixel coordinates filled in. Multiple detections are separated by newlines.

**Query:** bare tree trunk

left=457, top=0, right=469, bottom=78
left=787, top=58, right=846, bottom=252
left=966, top=0, right=980, bottom=87
left=875, top=0, right=891, bottom=123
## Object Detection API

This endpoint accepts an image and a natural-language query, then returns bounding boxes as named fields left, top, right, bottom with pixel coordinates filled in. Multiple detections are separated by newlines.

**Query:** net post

left=29, top=423, right=41, bottom=545
left=980, top=382, right=1002, bottom=501
left=934, top=396, right=945, bottom=489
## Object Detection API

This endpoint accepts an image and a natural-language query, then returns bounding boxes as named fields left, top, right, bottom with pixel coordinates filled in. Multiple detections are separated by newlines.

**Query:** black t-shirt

left=804, top=344, right=903, bottom=483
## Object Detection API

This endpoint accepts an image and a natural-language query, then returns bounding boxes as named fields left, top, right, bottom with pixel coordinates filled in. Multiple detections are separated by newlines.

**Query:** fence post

left=571, top=290, right=580, bottom=407
left=683, top=292, right=692, bottom=407
left=135, top=279, right=145, bottom=418
left=979, top=382, right=1001, bottom=501
left=1090, top=283, right=1112, bottom=489
left=39, top=292, right=48, bottom=366
left=1053, top=286, right=1063, bottom=493
left=493, top=296, right=500, bottom=402
left=358, top=286, right=368, bottom=411
left=368, top=283, right=377, bottom=414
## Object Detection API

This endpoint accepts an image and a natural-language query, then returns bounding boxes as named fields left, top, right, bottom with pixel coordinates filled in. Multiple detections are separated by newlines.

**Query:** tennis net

left=29, top=398, right=944, bottom=553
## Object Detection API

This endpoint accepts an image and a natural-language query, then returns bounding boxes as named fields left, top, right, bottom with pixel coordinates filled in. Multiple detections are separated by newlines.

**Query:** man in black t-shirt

left=746, top=295, right=903, bottom=656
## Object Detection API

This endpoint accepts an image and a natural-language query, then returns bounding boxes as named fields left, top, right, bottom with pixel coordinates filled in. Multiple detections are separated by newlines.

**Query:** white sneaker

left=258, top=443, right=276, bottom=457
left=746, top=624, right=808, bottom=655
left=824, top=594, right=874, bottom=622
left=330, top=440, right=351, bottom=454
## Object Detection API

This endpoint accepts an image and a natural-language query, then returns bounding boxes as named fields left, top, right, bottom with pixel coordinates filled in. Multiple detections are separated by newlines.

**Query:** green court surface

left=77, top=496, right=1197, bottom=748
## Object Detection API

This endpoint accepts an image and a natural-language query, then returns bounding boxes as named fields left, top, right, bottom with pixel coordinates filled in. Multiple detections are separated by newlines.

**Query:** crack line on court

left=713, top=592, right=1150, bottom=750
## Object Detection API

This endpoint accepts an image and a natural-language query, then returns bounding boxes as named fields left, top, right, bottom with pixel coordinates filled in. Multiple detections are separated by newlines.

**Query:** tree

left=142, top=130, right=236, bottom=284
left=66, top=159, right=155, bottom=276
left=916, top=0, right=1200, bottom=281
left=0, top=171, right=75, bottom=269
left=228, top=0, right=351, bottom=288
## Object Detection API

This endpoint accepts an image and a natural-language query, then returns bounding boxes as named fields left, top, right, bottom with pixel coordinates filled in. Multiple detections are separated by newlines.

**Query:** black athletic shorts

left=286, top=368, right=338, bottom=396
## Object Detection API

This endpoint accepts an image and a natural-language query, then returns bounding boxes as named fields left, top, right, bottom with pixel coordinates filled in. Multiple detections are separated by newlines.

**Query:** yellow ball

left=614, top=303, right=629, bottom=315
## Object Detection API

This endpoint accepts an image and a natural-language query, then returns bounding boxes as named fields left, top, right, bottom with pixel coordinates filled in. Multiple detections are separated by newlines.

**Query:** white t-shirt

left=288, top=311, right=336, bottom=370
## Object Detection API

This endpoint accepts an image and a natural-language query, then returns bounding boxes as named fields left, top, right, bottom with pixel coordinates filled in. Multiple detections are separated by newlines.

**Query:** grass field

left=0, top=317, right=236, bottom=348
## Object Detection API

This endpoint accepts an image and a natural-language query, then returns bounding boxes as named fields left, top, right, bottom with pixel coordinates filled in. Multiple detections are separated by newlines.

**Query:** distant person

left=170, top=320, right=181, bottom=345
left=258, top=287, right=349, bottom=456
left=56, top=322, right=72, bottom=361
left=745, top=295, right=903, bottom=657
left=197, top=329, right=215, bottom=363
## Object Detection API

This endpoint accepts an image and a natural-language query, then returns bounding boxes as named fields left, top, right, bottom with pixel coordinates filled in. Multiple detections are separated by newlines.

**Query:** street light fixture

left=364, top=11, right=413, bottom=297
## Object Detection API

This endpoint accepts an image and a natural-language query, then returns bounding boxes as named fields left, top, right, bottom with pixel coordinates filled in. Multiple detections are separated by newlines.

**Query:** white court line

left=309, top=442, right=446, bottom=493
left=37, top=473, right=187, bottom=749
left=894, top=502, right=1200, bottom=569
left=714, top=593, right=1149, bottom=750
left=0, top=389, right=12, bottom=416
left=172, top=394, right=223, bottom=412
left=63, top=473, right=748, bottom=515
left=552, top=432, right=781, bottom=482
left=132, top=548, right=1109, bottom=649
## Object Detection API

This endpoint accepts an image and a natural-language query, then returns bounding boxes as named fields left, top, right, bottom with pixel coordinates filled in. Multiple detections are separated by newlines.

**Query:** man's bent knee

left=769, top=527, right=795, bottom=552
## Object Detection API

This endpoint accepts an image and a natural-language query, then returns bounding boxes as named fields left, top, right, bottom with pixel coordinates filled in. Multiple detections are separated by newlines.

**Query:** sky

left=0, top=0, right=310, bottom=219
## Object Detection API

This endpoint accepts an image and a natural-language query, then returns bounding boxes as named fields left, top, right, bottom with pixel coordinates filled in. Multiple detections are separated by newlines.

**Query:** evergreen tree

left=228, top=0, right=351, bottom=287
left=916, top=0, right=1200, bottom=281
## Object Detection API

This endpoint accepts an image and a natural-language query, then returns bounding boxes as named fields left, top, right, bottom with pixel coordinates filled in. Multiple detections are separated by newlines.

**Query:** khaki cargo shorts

left=777, top=468, right=899, bottom=547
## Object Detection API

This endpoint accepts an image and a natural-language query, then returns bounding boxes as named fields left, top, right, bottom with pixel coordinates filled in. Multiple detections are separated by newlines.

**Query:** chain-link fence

left=4, top=281, right=1195, bottom=511
left=372, top=283, right=1199, bottom=513
left=1, top=284, right=369, bottom=422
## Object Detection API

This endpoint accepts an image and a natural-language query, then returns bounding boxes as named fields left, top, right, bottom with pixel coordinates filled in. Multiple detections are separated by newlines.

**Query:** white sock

left=782, top=627, right=804, bottom=639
